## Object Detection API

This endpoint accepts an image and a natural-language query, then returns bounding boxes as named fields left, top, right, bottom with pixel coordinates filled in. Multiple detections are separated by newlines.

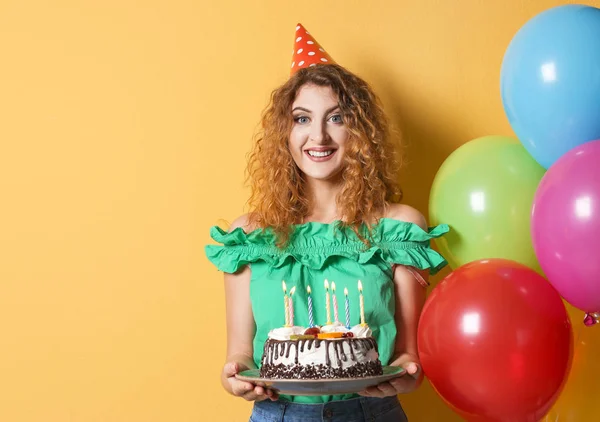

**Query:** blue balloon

left=501, top=4, right=600, bottom=169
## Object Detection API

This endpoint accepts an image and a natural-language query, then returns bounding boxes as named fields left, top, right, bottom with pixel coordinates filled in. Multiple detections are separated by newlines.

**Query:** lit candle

left=358, top=280, right=365, bottom=326
left=332, top=281, right=339, bottom=323
left=344, top=287, right=350, bottom=329
left=289, top=286, right=296, bottom=326
left=307, top=285, right=314, bottom=327
left=282, top=281, right=289, bottom=327
left=324, top=279, right=331, bottom=324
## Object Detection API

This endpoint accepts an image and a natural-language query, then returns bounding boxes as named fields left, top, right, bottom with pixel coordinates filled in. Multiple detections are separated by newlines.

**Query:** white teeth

left=307, top=150, right=334, bottom=157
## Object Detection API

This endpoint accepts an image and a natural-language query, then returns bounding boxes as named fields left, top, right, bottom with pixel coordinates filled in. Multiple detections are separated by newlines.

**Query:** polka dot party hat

left=290, top=23, right=336, bottom=76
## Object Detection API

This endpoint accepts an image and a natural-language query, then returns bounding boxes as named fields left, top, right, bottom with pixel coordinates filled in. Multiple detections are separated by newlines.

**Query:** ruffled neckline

left=205, top=218, right=449, bottom=275
left=211, top=217, right=449, bottom=245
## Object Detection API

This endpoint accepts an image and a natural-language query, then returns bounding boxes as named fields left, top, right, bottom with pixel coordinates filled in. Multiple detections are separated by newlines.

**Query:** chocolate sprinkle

left=259, top=361, right=383, bottom=379
left=259, top=337, right=383, bottom=379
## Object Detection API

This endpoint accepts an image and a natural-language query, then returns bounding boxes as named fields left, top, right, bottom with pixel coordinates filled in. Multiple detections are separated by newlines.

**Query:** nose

left=309, top=120, right=328, bottom=143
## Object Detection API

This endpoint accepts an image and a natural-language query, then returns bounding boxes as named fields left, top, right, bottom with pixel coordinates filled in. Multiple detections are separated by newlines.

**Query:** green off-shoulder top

left=205, top=218, right=449, bottom=404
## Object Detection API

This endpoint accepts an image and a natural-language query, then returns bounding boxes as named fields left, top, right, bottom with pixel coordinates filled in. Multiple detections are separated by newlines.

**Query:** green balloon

left=429, top=135, right=546, bottom=272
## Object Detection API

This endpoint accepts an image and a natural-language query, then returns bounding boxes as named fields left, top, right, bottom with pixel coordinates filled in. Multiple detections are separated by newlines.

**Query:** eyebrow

left=292, top=105, right=340, bottom=114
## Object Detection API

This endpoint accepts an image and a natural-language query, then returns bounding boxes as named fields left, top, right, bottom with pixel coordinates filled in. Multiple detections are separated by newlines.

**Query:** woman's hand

left=358, top=362, right=422, bottom=397
left=222, top=361, right=279, bottom=402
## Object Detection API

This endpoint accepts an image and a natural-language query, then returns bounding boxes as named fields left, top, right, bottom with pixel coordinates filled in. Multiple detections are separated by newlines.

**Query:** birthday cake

left=259, top=280, right=383, bottom=380
left=259, top=322, right=383, bottom=379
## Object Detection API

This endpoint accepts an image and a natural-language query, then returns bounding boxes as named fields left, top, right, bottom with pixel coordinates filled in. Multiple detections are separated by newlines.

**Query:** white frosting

left=267, top=326, right=305, bottom=341
left=267, top=323, right=373, bottom=340
left=266, top=338, right=380, bottom=369
left=350, top=324, right=372, bottom=338
left=320, top=322, right=350, bottom=334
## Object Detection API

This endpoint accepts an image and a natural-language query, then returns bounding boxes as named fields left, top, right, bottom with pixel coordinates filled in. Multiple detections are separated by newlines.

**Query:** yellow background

left=1, top=1, right=598, bottom=421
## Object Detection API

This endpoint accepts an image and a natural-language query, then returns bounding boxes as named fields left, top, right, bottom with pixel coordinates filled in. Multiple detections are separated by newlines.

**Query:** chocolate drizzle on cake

left=259, top=337, right=383, bottom=379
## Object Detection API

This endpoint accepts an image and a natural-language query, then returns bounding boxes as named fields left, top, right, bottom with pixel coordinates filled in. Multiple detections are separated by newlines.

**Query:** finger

left=223, top=362, right=238, bottom=378
left=253, top=394, right=269, bottom=402
left=403, top=362, right=421, bottom=378
left=253, top=386, right=276, bottom=402
left=267, top=389, right=279, bottom=401
left=375, top=382, right=397, bottom=396
left=243, top=389, right=268, bottom=402
left=389, top=377, right=412, bottom=394
left=231, top=380, right=254, bottom=397
left=253, top=386, right=270, bottom=400
left=242, top=390, right=259, bottom=401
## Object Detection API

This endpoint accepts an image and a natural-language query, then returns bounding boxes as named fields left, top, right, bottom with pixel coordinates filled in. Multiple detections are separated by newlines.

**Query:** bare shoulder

left=384, top=203, right=428, bottom=231
left=229, top=213, right=258, bottom=233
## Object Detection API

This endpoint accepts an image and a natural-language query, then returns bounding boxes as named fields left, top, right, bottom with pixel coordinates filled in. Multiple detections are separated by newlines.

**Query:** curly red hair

left=246, top=64, right=403, bottom=246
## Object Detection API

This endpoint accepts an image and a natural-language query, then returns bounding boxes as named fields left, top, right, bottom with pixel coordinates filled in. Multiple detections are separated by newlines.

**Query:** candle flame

left=282, top=280, right=287, bottom=294
left=344, top=287, right=348, bottom=296
left=358, top=280, right=363, bottom=292
left=289, top=286, right=296, bottom=296
left=324, top=279, right=329, bottom=290
left=307, top=285, right=312, bottom=295
left=331, top=281, right=336, bottom=292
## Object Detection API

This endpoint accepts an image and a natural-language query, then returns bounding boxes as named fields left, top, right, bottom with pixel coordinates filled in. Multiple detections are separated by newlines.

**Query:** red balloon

left=418, top=259, right=573, bottom=422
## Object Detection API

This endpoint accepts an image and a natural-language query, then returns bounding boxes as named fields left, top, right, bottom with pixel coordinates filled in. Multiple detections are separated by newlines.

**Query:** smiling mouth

left=304, top=148, right=337, bottom=162
left=307, top=150, right=334, bottom=157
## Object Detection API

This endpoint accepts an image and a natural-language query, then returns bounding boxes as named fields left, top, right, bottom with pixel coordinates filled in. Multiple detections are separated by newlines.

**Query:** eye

left=329, top=114, right=343, bottom=124
left=293, top=115, right=309, bottom=124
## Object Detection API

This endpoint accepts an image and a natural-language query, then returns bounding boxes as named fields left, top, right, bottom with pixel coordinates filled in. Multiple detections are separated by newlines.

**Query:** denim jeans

left=249, top=396, right=408, bottom=422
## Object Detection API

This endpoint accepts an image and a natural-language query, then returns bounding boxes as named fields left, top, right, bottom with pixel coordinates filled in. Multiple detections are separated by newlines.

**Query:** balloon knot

left=583, top=312, right=600, bottom=327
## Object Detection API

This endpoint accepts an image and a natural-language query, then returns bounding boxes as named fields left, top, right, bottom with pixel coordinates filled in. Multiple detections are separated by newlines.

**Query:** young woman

left=206, top=25, right=448, bottom=422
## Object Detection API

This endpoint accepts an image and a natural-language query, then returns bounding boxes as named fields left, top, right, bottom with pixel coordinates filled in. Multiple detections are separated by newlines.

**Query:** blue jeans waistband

left=251, top=396, right=407, bottom=422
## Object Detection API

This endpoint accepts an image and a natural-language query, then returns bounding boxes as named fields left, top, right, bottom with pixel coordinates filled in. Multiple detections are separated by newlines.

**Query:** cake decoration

left=358, top=279, right=366, bottom=326
left=331, top=281, right=339, bottom=324
left=307, top=285, right=315, bottom=328
left=260, top=279, right=383, bottom=379
left=325, top=279, right=332, bottom=325
left=288, top=286, right=296, bottom=326
left=344, top=287, right=350, bottom=329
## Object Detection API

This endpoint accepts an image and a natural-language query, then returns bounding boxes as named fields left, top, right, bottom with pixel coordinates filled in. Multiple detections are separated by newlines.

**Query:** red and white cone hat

left=290, top=23, right=336, bottom=76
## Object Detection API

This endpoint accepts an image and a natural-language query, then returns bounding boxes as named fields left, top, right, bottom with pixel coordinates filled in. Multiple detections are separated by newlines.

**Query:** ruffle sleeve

left=369, top=219, right=450, bottom=275
left=204, top=219, right=449, bottom=275
left=204, top=226, right=273, bottom=273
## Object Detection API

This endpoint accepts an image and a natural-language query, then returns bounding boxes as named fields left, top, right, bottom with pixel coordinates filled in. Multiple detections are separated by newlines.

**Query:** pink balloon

left=531, top=139, right=600, bottom=315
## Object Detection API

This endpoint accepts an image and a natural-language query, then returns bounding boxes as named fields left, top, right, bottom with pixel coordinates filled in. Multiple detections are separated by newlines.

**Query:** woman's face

left=289, top=84, right=349, bottom=182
